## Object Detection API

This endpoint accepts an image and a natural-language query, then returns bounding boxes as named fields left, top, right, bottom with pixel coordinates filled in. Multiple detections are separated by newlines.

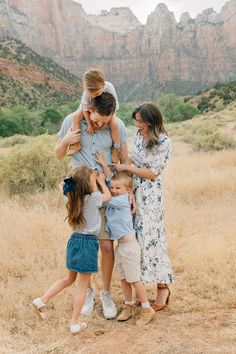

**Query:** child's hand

left=96, top=172, right=106, bottom=185
left=87, top=124, right=94, bottom=135
left=96, top=151, right=106, bottom=166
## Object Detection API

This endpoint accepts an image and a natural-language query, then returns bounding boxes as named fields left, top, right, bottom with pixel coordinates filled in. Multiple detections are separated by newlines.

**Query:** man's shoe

left=100, top=290, right=117, bottom=319
left=117, top=304, right=134, bottom=322
left=136, top=306, right=155, bottom=326
left=81, top=288, right=95, bottom=316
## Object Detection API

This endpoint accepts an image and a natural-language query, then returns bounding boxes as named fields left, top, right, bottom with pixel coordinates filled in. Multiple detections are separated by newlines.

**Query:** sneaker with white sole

left=100, top=290, right=117, bottom=319
left=70, top=322, right=87, bottom=334
left=81, top=288, right=95, bottom=316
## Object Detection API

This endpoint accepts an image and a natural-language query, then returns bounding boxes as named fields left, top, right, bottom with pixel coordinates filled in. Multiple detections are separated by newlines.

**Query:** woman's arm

left=112, top=163, right=157, bottom=180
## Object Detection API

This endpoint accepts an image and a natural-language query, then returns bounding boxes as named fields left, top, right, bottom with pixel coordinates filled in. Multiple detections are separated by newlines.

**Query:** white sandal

left=32, top=297, right=46, bottom=320
left=70, top=322, right=87, bottom=334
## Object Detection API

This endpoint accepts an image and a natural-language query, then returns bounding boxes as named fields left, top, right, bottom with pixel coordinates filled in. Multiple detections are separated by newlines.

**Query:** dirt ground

left=1, top=110, right=236, bottom=353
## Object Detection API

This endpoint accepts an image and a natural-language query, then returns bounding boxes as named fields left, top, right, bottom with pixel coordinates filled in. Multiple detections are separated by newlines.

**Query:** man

left=55, top=92, right=129, bottom=319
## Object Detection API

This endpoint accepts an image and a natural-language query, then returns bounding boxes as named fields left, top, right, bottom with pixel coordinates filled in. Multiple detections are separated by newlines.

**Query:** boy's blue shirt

left=105, top=193, right=135, bottom=240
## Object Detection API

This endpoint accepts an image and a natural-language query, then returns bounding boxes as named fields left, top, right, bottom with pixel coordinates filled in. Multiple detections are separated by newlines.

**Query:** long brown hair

left=65, top=165, right=93, bottom=229
left=132, top=103, right=167, bottom=149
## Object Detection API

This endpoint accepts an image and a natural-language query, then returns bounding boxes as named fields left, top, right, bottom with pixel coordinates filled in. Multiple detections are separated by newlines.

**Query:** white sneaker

left=100, top=290, right=117, bottom=319
left=81, top=288, right=95, bottom=316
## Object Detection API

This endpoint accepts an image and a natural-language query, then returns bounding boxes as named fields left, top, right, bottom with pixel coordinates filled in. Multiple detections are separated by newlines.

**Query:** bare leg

left=109, top=115, right=120, bottom=146
left=67, top=110, right=83, bottom=156
left=41, top=270, right=77, bottom=304
left=121, top=279, right=132, bottom=301
left=132, top=281, right=148, bottom=304
left=71, top=273, right=91, bottom=324
left=71, top=109, right=84, bottom=131
left=154, top=284, right=170, bottom=306
left=99, top=239, right=114, bottom=291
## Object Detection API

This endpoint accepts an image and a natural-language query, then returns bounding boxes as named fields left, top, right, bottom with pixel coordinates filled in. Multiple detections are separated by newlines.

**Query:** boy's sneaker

left=136, top=306, right=155, bottom=326
left=111, top=147, right=120, bottom=164
left=81, top=288, right=95, bottom=316
left=100, top=290, right=117, bottom=319
left=66, top=142, right=81, bottom=156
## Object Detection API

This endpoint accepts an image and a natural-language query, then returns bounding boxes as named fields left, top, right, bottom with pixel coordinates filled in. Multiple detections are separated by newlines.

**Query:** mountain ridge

left=0, top=0, right=236, bottom=95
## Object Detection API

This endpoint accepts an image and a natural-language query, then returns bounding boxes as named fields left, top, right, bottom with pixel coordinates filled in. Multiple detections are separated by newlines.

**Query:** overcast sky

left=74, top=0, right=228, bottom=23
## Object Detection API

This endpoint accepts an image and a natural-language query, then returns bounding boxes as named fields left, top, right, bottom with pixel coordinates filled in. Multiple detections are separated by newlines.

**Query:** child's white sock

left=125, top=300, right=135, bottom=306
left=141, top=301, right=150, bottom=309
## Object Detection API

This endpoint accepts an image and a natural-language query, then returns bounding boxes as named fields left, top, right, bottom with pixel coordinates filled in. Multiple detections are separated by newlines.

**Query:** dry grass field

left=0, top=105, right=236, bottom=353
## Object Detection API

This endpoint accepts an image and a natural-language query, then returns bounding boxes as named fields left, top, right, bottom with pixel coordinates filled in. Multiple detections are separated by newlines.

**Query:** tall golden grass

left=0, top=114, right=236, bottom=353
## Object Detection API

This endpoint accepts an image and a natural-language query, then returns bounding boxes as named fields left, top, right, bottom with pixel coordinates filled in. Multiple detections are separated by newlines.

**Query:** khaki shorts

left=115, top=239, right=141, bottom=283
left=98, top=207, right=110, bottom=240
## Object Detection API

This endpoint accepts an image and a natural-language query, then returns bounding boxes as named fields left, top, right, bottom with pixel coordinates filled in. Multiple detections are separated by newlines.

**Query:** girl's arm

left=95, top=152, right=113, bottom=177
left=112, top=163, right=157, bottom=180
left=96, top=173, right=111, bottom=202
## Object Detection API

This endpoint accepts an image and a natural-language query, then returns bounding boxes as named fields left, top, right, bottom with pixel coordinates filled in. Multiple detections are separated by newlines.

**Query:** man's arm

left=54, top=128, right=80, bottom=160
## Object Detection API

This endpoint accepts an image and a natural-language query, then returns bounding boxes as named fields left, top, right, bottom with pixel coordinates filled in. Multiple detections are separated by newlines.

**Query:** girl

left=67, top=68, right=120, bottom=163
left=32, top=165, right=111, bottom=334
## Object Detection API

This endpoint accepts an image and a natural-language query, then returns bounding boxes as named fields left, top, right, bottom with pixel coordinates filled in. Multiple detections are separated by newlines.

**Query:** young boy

left=96, top=152, right=155, bottom=325
left=67, top=69, right=120, bottom=163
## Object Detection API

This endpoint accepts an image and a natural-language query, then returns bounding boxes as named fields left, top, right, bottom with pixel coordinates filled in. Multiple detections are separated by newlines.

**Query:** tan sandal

left=152, top=284, right=170, bottom=312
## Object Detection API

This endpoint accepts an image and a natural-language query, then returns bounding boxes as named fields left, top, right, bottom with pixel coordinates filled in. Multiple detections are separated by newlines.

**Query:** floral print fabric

left=132, top=133, right=174, bottom=284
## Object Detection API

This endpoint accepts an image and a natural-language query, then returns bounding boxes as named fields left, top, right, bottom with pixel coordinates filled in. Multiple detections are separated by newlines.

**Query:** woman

left=113, top=103, right=174, bottom=310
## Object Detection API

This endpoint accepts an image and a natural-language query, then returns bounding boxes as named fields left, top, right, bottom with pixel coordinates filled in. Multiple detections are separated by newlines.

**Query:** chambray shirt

left=105, top=193, right=135, bottom=241
left=58, top=115, right=127, bottom=170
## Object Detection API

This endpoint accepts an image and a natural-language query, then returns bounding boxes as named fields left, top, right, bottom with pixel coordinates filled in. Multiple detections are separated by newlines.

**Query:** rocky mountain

left=0, top=0, right=236, bottom=97
left=0, top=37, right=82, bottom=108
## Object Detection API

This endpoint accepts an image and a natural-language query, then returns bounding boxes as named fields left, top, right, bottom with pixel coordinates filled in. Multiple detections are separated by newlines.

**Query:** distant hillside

left=0, top=37, right=82, bottom=108
left=186, top=81, right=236, bottom=113
left=1, top=0, right=236, bottom=95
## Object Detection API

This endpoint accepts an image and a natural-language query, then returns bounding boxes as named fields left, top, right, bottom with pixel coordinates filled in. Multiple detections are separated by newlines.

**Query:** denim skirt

left=66, top=233, right=99, bottom=273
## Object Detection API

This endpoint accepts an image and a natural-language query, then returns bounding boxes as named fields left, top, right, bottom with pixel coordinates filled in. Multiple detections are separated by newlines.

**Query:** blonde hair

left=111, top=171, right=133, bottom=189
left=83, top=68, right=105, bottom=93
left=65, top=165, right=93, bottom=229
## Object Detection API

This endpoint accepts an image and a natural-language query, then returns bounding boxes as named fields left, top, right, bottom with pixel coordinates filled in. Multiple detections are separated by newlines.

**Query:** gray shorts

left=115, top=239, right=141, bottom=283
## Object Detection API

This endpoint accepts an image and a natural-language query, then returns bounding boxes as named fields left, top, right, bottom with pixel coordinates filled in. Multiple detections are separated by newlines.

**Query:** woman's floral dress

left=132, top=132, right=174, bottom=284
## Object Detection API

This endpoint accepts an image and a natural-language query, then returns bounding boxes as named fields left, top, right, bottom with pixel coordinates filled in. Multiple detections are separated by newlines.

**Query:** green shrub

left=183, top=124, right=235, bottom=151
left=0, top=135, right=31, bottom=148
left=192, top=132, right=235, bottom=151
left=197, top=96, right=210, bottom=112
left=0, top=135, right=69, bottom=195
left=159, top=95, right=199, bottom=122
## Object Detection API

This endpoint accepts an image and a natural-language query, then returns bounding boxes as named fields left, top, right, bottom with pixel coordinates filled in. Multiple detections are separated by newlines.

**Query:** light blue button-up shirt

left=58, top=114, right=128, bottom=170
left=105, top=193, right=135, bottom=241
